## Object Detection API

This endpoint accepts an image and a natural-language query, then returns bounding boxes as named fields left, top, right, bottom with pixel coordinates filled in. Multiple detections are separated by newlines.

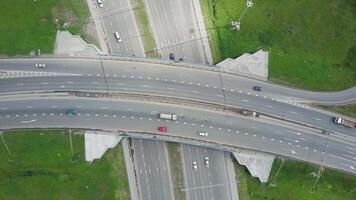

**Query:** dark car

left=169, top=53, right=175, bottom=60
left=252, top=86, right=263, bottom=91
left=65, top=109, right=79, bottom=115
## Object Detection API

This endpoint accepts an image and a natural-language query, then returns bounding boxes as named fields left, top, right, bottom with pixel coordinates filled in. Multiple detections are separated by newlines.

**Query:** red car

left=158, top=127, right=168, bottom=132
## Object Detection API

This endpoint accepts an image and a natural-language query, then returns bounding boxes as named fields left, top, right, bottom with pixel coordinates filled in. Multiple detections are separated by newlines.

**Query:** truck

left=159, top=113, right=177, bottom=121
left=241, top=110, right=259, bottom=117
left=333, top=117, right=356, bottom=128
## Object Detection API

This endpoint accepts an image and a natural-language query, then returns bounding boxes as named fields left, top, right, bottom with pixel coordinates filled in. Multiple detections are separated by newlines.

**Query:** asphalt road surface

left=132, top=139, right=174, bottom=200
left=98, top=0, right=145, bottom=56
left=181, top=144, right=237, bottom=200
left=144, top=0, right=212, bottom=64
left=0, top=97, right=355, bottom=174
left=0, top=58, right=355, bottom=137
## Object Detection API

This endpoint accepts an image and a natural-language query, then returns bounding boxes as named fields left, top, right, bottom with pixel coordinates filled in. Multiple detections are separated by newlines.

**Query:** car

left=198, top=132, right=208, bottom=137
left=252, top=86, right=263, bottom=91
left=35, top=63, right=46, bottom=68
left=192, top=161, right=198, bottom=171
left=158, top=127, right=168, bottom=132
left=204, top=157, right=209, bottom=168
left=97, top=0, right=104, bottom=7
left=65, top=109, right=79, bottom=115
left=169, top=53, right=175, bottom=60
left=114, top=32, right=122, bottom=42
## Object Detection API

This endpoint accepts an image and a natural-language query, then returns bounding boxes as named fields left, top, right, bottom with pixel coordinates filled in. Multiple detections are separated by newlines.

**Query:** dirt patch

left=82, top=19, right=100, bottom=48
left=52, top=6, right=78, bottom=29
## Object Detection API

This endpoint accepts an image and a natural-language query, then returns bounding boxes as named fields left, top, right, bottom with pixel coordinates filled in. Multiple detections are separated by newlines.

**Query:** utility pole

left=311, top=131, right=330, bottom=192
left=0, top=131, right=12, bottom=157
left=68, top=130, right=74, bottom=161
left=232, top=0, right=254, bottom=31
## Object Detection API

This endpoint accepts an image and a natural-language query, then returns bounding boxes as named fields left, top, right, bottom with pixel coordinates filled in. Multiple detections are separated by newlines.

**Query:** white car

left=198, top=132, right=208, bottom=137
left=35, top=63, right=46, bottom=68
left=97, top=0, right=104, bottom=7
left=204, top=157, right=209, bottom=168
left=114, top=32, right=122, bottom=42
left=192, top=161, right=198, bottom=171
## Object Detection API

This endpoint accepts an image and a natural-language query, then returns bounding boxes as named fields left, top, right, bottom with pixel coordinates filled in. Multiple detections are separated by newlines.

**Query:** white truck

left=159, top=113, right=177, bottom=121
left=333, top=117, right=355, bottom=128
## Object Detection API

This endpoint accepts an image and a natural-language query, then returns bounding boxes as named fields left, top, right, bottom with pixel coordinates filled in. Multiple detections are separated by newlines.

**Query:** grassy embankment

left=200, top=0, right=356, bottom=91
left=318, top=104, right=356, bottom=117
left=131, top=0, right=158, bottom=57
left=0, top=0, right=90, bottom=56
left=167, top=142, right=186, bottom=200
left=235, top=158, right=356, bottom=200
left=0, top=130, right=130, bottom=199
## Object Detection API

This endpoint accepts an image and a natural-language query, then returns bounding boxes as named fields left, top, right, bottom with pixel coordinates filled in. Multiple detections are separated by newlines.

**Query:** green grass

left=200, top=0, right=356, bottom=91
left=166, top=142, right=186, bottom=200
left=318, top=104, right=356, bottom=117
left=0, top=130, right=130, bottom=200
left=0, top=0, right=90, bottom=56
left=131, top=0, right=158, bottom=57
left=235, top=158, right=356, bottom=200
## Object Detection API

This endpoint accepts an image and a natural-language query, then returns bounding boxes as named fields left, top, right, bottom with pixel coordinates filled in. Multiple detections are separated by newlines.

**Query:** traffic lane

left=221, top=73, right=356, bottom=103
left=102, top=59, right=222, bottom=88
left=1, top=58, right=354, bottom=104
left=101, top=0, right=145, bottom=56
left=182, top=145, right=204, bottom=200
left=0, top=58, right=342, bottom=136
left=0, top=71, right=353, bottom=137
left=0, top=58, right=102, bottom=75
left=132, top=139, right=173, bottom=200
left=0, top=96, right=350, bottom=157
left=1, top=103, right=355, bottom=174
left=0, top=76, right=108, bottom=93
left=223, top=91, right=356, bottom=136
left=144, top=0, right=203, bottom=63
left=182, top=145, right=231, bottom=200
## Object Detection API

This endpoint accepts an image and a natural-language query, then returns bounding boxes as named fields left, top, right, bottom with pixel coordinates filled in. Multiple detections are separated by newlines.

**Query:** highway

left=143, top=0, right=212, bottom=64
left=97, top=0, right=145, bottom=56
left=181, top=145, right=236, bottom=200
left=0, top=58, right=355, bottom=138
left=0, top=97, right=355, bottom=174
left=132, top=139, right=174, bottom=200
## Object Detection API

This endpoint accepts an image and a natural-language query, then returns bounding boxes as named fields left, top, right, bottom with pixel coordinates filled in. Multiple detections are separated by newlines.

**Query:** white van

left=114, top=32, right=122, bottom=42
left=198, top=132, right=208, bottom=137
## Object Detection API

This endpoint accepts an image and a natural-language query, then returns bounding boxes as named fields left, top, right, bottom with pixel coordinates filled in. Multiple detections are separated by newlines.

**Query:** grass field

left=132, top=0, right=158, bottom=57
left=167, top=142, right=186, bottom=200
left=0, top=130, right=130, bottom=200
left=235, top=158, right=356, bottom=200
left=319, top=104, right=356, bottom=117
left=0, top=0, right=90, bottom=56
left=200, top=0, right=356, bottom=91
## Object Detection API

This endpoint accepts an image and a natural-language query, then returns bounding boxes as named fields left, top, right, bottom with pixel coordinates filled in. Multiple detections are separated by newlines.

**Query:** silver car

left=192, top=161, right=198, bottom=171
left=35, top=63, right=46, bottom=68
left=97, top=0, right=104, bottom=7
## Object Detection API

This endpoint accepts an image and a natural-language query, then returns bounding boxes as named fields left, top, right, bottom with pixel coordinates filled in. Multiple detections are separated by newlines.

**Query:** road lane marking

left=328, top=154, right=356, bottom=164
left=346, top=146, right=356, bottom=151
left=21, top=119, right=37, bottom=123
left=266, top=105, right=273, bottom=108
left=343, top=154, right=356, bottom=160
left=287, top=130, right=301, bottom=135
left=314, top=117, right=321, bottom=121
left=242, top=99, right=248, bottom=102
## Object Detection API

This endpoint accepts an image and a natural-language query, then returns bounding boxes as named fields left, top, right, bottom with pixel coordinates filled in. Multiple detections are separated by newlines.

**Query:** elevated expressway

left=0, top=57, right=355, bottom=174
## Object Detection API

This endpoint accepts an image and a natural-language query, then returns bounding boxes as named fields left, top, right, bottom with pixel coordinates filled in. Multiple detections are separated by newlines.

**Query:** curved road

left=0, top=58, right=355, bottom=137
left=0, top=97, right=355, bottom=174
